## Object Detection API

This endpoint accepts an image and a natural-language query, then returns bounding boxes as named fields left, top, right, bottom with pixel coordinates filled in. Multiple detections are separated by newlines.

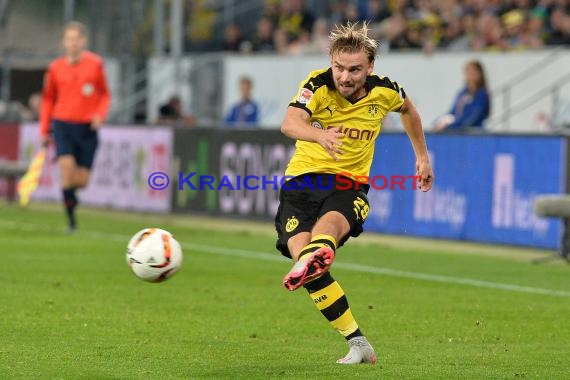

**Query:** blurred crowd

left=209, top=0, right=570, bottom=55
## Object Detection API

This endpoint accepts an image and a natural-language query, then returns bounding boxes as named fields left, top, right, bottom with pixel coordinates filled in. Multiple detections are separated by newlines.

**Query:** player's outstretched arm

left=399, top=97, right=434, bottom=192
left=281, top=107, right=344, bottom=161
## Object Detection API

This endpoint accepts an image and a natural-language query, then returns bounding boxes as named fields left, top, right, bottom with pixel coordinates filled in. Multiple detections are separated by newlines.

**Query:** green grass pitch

left=0, top=202, right=569, bottom=379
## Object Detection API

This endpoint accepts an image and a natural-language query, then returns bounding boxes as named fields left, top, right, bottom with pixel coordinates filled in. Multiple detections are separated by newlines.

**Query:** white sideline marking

left=1, top=219, right=569, bottom=298
left=185, top=243, right=570, bottom=298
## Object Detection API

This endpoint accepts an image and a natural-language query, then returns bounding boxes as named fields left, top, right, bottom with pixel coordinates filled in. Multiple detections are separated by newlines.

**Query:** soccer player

left=275, top=22, right=434, bottom=364
left=40, top=21, right=110, bottom=231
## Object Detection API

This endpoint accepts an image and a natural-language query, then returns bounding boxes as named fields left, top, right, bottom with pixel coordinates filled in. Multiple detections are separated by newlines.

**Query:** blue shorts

left=52, top=120, right=99, bottom=169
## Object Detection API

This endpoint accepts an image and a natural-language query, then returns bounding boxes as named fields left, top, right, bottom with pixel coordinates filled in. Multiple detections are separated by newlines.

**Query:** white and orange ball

left=126, top=228, right=183, bottom=282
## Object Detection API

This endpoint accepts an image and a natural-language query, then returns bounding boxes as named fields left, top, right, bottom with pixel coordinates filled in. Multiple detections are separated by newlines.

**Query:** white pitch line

left=1, top=218, right=569, bottom=298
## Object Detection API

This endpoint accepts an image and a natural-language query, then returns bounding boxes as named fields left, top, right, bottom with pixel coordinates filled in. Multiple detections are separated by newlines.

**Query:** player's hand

left=317, top=126, right=344, bottom=161
left=416, top=158, right=434, bottom=192
left=91, top=115, right=102, bottom=130
left=41, top=136, right=50, bottom=148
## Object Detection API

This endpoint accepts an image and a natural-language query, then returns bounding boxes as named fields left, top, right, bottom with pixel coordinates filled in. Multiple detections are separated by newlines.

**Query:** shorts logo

left=286, top=216, right=299, bottom=232
left=297, top=88, right=313, bottom=104
left=353, top=197, right=369, bottom=222
left=82, top=83, right=94, bottom=96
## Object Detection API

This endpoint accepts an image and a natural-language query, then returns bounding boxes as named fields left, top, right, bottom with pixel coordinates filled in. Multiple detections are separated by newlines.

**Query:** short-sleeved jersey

left=285, top=67, right=405, bottom=181
left=40, top=51, right=111, bottom=137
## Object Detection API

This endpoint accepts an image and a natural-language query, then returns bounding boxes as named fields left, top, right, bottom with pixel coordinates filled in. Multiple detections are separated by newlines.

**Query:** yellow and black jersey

left=285, top=67, right=406, bottom=181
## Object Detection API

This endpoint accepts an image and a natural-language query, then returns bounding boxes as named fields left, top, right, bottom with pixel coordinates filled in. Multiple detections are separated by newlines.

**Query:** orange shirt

left=40, top=51, right=110, bottom=137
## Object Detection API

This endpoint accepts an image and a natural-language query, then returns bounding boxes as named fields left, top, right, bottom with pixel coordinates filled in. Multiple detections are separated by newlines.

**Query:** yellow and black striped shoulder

left=302, top=68, right=335, bottom=92
left=366, top=75, right=407, bottom=99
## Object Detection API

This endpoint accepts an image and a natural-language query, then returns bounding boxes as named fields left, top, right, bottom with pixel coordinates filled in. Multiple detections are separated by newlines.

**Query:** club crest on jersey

left=368, top=104, right=379, bottom=118
left=82, top=83, right=94, bottom=96
left=297, top=88, right=313, bottom=104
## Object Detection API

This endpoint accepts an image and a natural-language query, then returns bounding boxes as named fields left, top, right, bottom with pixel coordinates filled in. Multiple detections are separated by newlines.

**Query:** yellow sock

left=304, top=272, right=362, bottom=339
left=298, top=234, right=336, bottom=260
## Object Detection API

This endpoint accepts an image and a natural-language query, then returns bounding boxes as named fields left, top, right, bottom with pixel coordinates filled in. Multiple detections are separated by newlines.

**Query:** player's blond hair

left=63, top=21, right=88, bottom=37
left=329, top=22, right=378, bottom=63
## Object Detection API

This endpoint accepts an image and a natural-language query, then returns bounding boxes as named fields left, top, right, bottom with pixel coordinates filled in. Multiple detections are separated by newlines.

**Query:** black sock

left=62, top=188, right=77, bottom=227
left=304, top=272, right=364, bottom=340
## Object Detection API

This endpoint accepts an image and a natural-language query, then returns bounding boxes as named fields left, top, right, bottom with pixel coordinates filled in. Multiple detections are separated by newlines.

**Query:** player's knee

left=315, top=211, right=350, bottom=238
left=74, top=169, right=91, bottom=188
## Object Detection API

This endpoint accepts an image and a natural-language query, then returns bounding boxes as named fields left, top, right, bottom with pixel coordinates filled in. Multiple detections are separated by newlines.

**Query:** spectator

left=224, top=76, right=259, bottom=127
left=340, top=3, right=361, bottom=25
left=222, top=23, right=249, bottom=52
left=158, top=96, right=196, bottom=126
left=545, top=7, right=570, bottom=46
left=502, top=9, right=526, bottom=49
left=359, top=0, right=392, bottom=24
left=20, top=92, right=42, bottom=122
left=278, top=0, right=315, bottom=44
left=214, top=0, right=570, bottom=55
left=263, top=0, right=281, bottom=26
left=252, top=17, right=276, bottom=52
left=299, top=18, right=331, bottom=55
left=521, top=8, right=547, bottom=48
left=446, top=12, right=478, bottom=50
left=472, top=12, right=508, bottom=51
left=436, top=60, right=491, bottom=131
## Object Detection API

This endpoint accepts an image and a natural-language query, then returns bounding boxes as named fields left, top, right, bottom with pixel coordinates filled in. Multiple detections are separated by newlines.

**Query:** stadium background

left=2, top=0, right=569, bottom=249
left=1, top=1, right=570, bottom=379
left=0, top=0, right=570, bottom=249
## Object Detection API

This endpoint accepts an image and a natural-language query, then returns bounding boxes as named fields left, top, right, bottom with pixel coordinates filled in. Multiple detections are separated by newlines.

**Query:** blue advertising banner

left=366, top=133, right=566, bottom=249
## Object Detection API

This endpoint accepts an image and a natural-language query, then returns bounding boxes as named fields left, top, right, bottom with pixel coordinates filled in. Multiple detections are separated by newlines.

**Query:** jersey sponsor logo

left=285, top=216, right=299, bottom=232
left=297, top=88, right=313, bottom=104
left=330, top=126, right=376, bottom=141
left=82, top=83, right=94, bottom=96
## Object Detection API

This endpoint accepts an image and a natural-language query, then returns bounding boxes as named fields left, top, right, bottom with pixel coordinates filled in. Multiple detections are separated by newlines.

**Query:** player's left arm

left=93, top=60, right=111, bottom=129
left=399, top=97, right=434, bottom=192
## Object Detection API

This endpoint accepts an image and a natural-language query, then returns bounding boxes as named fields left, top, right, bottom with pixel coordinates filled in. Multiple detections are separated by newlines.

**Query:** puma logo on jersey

left=307, top=80, right=318, bottom=90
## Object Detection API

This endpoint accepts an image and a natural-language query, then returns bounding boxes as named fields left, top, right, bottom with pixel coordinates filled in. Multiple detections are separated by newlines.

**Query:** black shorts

left=53, top=120, right=99, bottom=169
left=274, top=173, right=370, bottom=258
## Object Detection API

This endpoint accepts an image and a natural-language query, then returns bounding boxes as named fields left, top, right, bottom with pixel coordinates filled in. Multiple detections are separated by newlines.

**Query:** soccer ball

left=126, top=228, right=183, bottom=282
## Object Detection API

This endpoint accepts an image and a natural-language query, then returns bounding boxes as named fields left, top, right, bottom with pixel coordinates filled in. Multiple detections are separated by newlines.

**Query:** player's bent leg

left=286, top=232, right=311, bottom=262
left=304, top=211, right=376, bottom=364
left=283, top=211, right=349, bottom=291
left=311, top=211, right=350, bottom=241
left=283, top=234, right=336, bottom=291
